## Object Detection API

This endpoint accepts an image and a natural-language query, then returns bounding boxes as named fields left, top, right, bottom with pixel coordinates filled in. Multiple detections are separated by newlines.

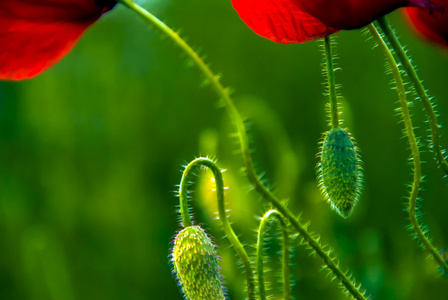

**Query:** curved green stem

left=178, top=163, right=194, bottom=228
left=324, top=36, right=339, bottom=128
left=256, top=210, right=291, bottom=300
left=178, top=157, right=256, bottom=299
left=377, top=16, right=448, bottom=175
left=118, top=1, right=368, bottom=298
left=368, top=23, right=448, bottom=276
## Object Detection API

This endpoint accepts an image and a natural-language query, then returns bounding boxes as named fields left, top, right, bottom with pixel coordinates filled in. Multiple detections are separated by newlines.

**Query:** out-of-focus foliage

left=1, top=1, right=448, bottom=299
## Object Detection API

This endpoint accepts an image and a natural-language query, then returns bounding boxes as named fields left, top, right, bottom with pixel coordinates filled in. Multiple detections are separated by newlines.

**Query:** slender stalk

left=118, top=1, right=368, bottom=298
left=256, top=210, right=291, bottom=300
left=368, top=23, right=448, bottom=275
left=179, top=162, right=194, bottom=228
left=324, top=36, right=339, bottom=128
left=281, top=222, right=291, bottom=300
left=178, top=157, right=256, bottom=299
left=377, top=16, right=448, bottom=175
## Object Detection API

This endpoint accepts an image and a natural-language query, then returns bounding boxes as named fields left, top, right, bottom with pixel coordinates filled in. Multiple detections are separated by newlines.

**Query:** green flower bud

left=318, top=126, right=363, bottom=218
left=171, top=225, right=225, bottom=300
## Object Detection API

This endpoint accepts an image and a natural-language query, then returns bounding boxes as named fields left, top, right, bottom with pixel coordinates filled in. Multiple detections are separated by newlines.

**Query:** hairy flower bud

left=171, top=225, right=225, bottom=300
left=318, top=127, right=363, bottom=218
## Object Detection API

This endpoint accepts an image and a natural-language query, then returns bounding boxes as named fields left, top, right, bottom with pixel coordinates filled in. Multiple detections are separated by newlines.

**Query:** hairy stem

left=178, top=157, right=256, bottom=299
left=377, top=16, right=448, bottom=175
left=369, top=23, right=448, bottom=275
left=324, top=36, right=339, bottom=128
left=256, top=210, right=291, bottom=300
left=119, top=0, right=368, bottom=298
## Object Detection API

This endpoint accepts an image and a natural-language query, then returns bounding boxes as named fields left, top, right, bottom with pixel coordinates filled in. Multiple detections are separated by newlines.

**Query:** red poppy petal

left=405, top=1, right=448, bottom=47
left=0, top=0, right=113, bottom=81
left=231, top=0, right=339, bottom=44
left=297, top=0, right=440, bottom=30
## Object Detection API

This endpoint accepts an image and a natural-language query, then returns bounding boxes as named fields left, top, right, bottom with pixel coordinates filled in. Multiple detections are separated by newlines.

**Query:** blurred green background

left=1, top=1, right=448, bottom=299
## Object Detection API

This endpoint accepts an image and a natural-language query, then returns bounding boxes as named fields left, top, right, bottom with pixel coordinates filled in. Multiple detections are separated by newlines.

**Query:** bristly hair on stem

left=256, top=210, right=291, bottom=300
left=368, top=21, right=448, bottom=276
left=322, top=36, right=341, bottom=128
left=377, top=16, right=448, bottom=177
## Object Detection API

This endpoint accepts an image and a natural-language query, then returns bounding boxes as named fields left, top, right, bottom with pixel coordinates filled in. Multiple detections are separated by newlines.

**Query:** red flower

left=231, top=0, right=440, bottom=44
left=0, top=0, right=116, bottom=81
left=231, top=0, right=338, bottom=44
left=405, top=0, right=448, bottom=47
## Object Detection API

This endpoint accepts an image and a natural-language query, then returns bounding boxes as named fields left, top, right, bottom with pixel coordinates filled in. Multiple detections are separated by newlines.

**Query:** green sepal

left=318, top=127, right=363, bottom=218
left=172, top=225, right=225, bottom=300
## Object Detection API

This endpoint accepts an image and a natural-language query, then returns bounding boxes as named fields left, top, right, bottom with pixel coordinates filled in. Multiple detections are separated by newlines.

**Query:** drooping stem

left=377, top=16, right=448, bottom=175
left=281, top=225, right=291, bottom=300
left=179, top=164, right=194, bottom=228
left=368, top=23, right=448, bottom=276
left=178, top=157, right=256, bottom=299
left=119, top=1, right=368, bottom=298
left=324, top=36, right=339, bottom=128
left=256, top=210, right=291, bottom=300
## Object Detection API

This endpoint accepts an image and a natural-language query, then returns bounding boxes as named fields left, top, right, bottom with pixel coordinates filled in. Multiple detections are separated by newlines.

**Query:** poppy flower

left=404, top=0, right=448, bottom=47
left=0, top=0, right=116, bottom=81
left=231, top=0, right=441, bottom=44
left=230, top=0, right=339, bottom=44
